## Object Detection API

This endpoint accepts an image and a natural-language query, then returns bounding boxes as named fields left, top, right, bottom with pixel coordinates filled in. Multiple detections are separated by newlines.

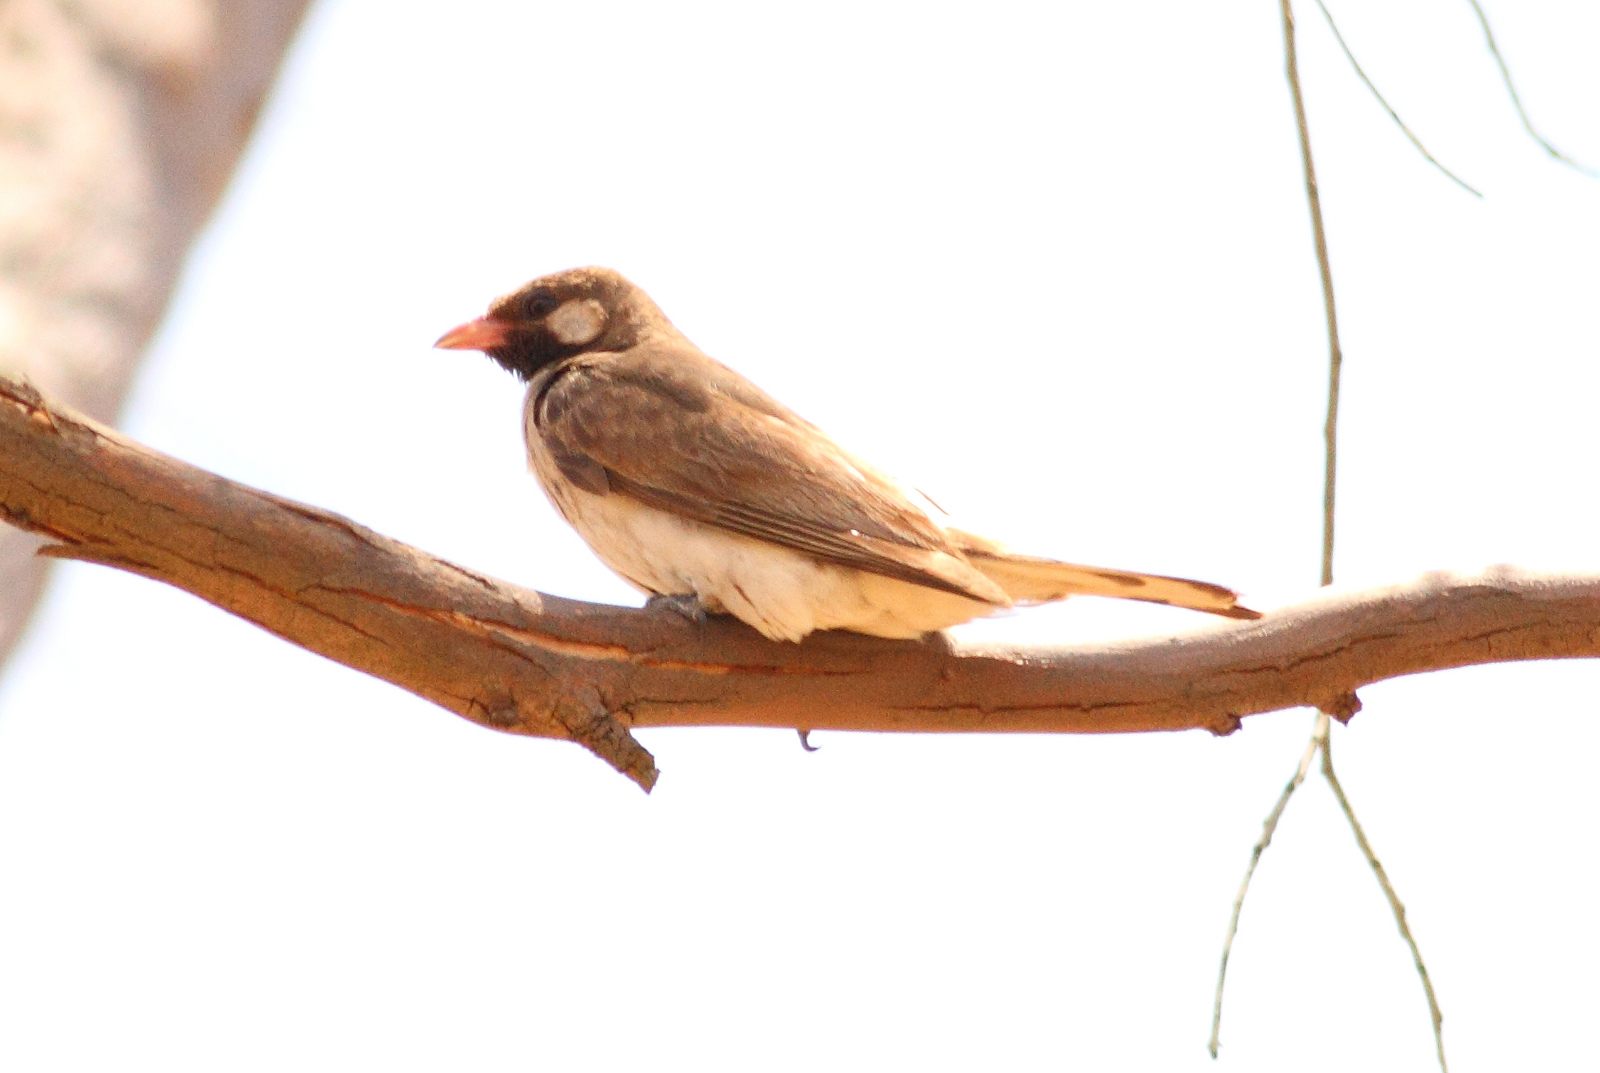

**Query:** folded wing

left=532, top=350, right=1011, bottom=606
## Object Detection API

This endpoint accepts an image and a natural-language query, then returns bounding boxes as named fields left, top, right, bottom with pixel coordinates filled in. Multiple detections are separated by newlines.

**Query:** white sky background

left=2, top=1, right=1598, bottom=1069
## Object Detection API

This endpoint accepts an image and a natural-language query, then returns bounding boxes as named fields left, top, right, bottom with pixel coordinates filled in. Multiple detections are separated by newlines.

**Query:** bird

left=436, top=267, right=1260, bottom=642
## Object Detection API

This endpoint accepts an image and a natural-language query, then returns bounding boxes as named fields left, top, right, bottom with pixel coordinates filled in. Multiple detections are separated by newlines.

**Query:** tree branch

left=4, top=372, right=1598, bottom=789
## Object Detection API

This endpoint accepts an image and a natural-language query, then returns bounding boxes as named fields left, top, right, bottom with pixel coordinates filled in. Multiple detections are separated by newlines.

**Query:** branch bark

left=3, top=372, right=1597, bottom=790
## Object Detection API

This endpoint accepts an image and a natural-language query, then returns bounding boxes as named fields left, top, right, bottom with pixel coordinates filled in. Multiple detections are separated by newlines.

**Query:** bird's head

left=435, top=266, right=671, bottom=380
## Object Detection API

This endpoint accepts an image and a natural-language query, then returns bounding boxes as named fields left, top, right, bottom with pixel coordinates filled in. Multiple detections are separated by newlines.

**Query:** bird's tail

left=951, top=531, right=1260, bottom=620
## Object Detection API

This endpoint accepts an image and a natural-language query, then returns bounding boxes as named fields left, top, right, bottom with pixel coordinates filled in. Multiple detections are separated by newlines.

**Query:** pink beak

left=434, top=316, right=512, bottom=351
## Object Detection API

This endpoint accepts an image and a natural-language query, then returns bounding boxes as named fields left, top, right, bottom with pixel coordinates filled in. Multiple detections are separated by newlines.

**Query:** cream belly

left=522, top=405, right=989, bottom=642
left=545, top=486, right=993, bottom=642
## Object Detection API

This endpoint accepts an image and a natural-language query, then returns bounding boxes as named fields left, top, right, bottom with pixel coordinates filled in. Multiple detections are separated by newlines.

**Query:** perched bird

left=436, top=267, right=1259, bottom=642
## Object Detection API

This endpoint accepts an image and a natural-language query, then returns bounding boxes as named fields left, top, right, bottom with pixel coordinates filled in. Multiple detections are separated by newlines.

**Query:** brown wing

left=532, top=348, right=1008, bottom=605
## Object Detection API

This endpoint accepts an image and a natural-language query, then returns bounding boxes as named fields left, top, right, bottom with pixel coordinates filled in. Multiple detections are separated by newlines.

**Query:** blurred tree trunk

left=0, top=0, right=312, bottom=665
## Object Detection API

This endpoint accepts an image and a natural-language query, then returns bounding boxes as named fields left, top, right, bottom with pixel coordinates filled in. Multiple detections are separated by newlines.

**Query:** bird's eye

left=522, top=288, right=559, bottom=318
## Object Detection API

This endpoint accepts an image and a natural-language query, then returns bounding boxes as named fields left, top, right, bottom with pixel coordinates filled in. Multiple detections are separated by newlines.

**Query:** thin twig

left=1287, top=0, right=1448, bottom=1057
left=1276, top=0, right=1344, bottom=591
left=1321, top=734, right=1449, bottom=1071
left=1463, top=0, right=1597, bottom=177
left=1213, top=3, right=1448, bottom=1067
left=1207, top=724, right=1324, bottom=1058
left=1309, top=0, right=1483, bottom=197
left=1209, top=4, right=1342, bottom=1047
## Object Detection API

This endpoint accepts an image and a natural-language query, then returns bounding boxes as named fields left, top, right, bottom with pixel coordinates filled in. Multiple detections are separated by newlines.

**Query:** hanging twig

left=1207, top=723, right=1324, bottom=1058
left=1463, top=0, right=1597, bottom=177
left=1321, top=734, right=1449, bottom=1072
left=1211, top=3, right=1447, bottom=1068
left=1311, top=0, right=1483, bottom=197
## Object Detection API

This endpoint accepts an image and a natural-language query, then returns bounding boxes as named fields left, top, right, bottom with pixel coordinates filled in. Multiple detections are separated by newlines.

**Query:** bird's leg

left=797, top=729, right=819, bottom=752
left=646, top=592, right=708, bottom=625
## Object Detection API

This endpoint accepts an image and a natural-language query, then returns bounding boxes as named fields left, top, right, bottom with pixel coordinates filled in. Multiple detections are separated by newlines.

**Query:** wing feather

left=533, top=350, right=1008, bottom=605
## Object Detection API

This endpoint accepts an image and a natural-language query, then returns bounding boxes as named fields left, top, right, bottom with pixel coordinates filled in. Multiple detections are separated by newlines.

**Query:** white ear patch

left=548, top=298, right=607, bottom=346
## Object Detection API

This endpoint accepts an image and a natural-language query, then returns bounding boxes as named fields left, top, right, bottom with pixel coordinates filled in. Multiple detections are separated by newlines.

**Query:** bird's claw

left=646, top=593, right=708, bottom=625
left=797, top=729, right=819, bottom=752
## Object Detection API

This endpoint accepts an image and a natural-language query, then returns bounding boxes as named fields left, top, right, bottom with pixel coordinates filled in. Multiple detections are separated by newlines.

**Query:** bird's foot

left=797, top=729, right=819, bottom=752
left=646, top=592, right=708, bottom=625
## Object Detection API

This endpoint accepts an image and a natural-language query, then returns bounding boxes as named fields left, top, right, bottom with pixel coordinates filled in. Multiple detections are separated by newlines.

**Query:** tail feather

left=957, top=541, right=1260, bottom=621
